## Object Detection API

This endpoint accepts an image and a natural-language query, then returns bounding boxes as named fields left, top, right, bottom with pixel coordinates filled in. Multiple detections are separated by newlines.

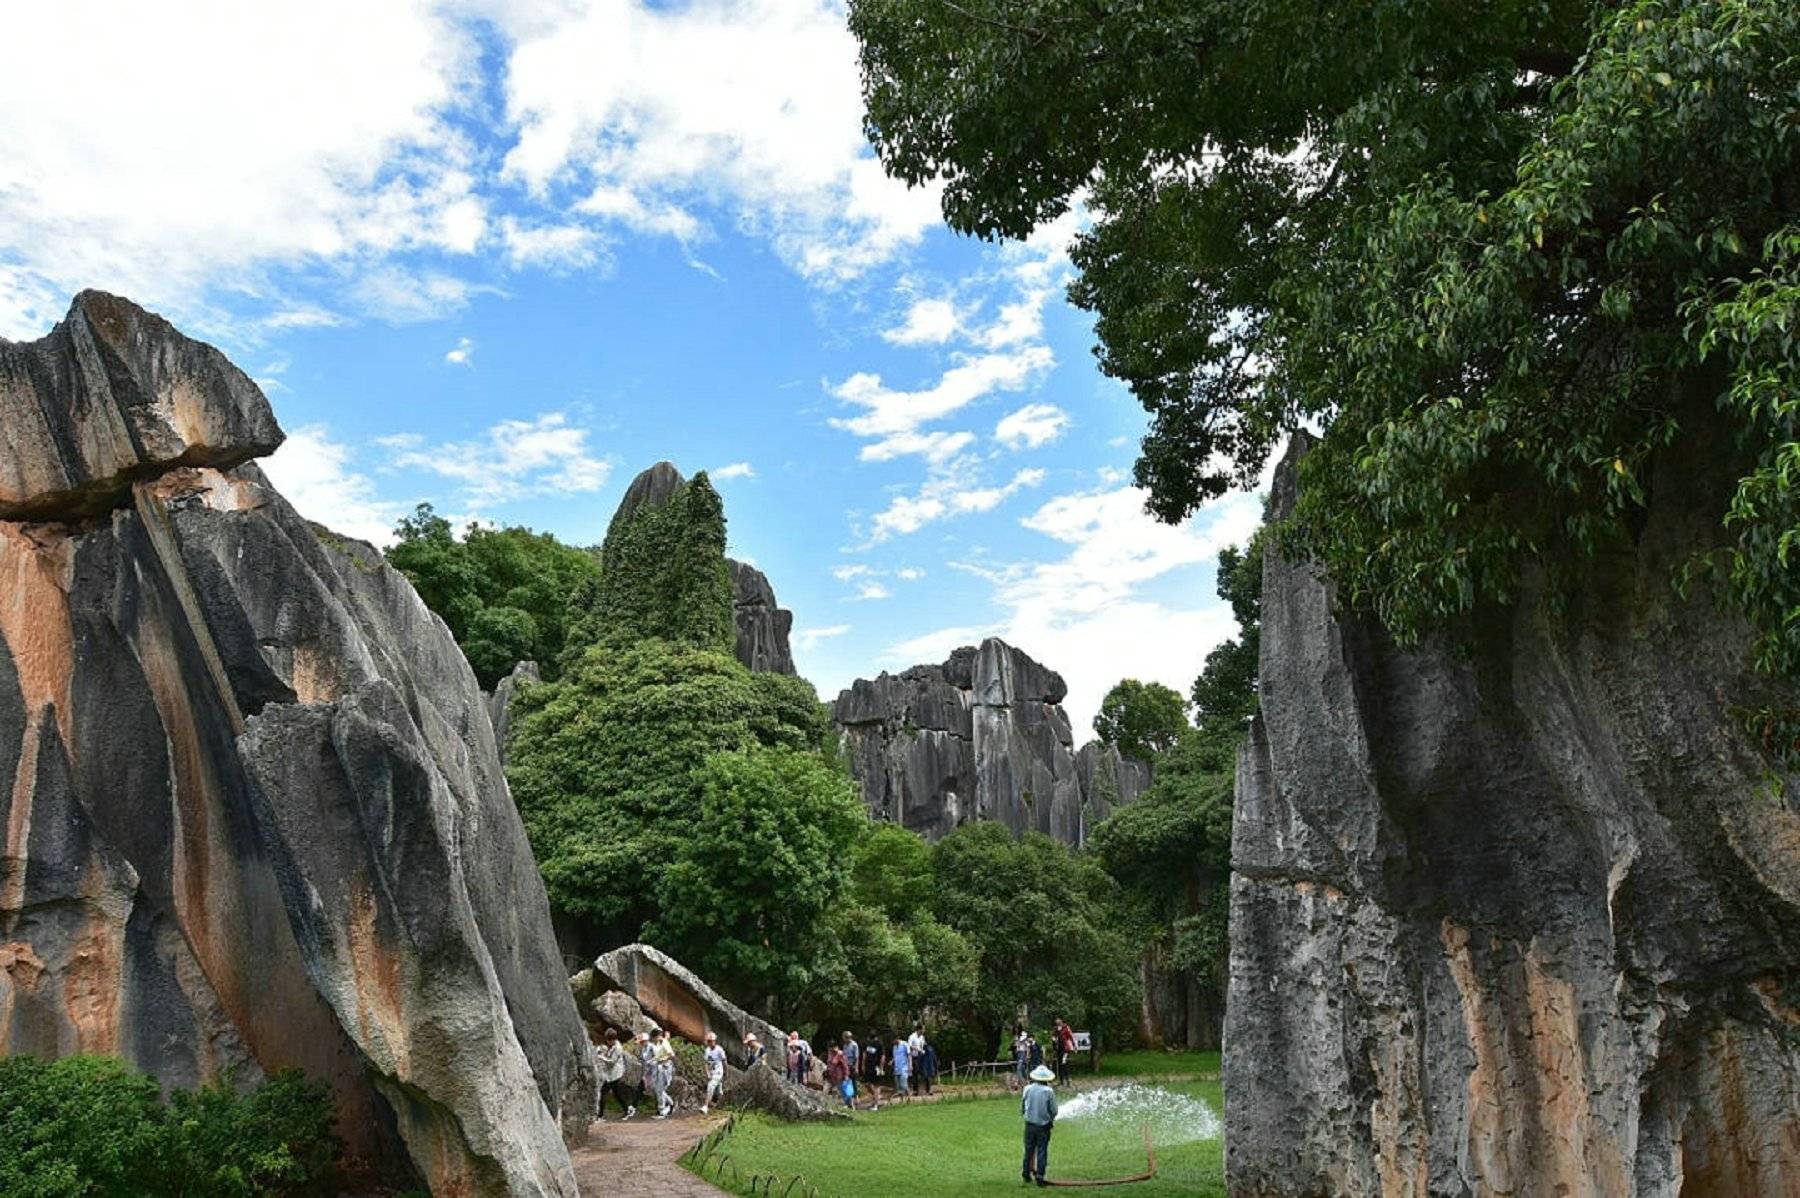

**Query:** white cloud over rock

left=382, top=412, right=611, bottom=506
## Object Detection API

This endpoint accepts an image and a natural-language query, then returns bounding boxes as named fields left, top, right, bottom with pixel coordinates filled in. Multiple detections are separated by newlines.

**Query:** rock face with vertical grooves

left=728, top=558, right=795, bottom=675
left=0, top=293, right=594, bottom=1198
left=832, top=638, right=1137, bottom=844
left=1225, top=436, right=1800, bottom=1196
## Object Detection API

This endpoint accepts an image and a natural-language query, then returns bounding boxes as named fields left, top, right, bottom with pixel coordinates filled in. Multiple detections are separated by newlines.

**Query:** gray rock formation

left=485, top=659, right=539, bottom=763
left=592, top=942, right=790, bottom=1072
left=0, top=293, right=594, bottom=1198
left=731, top=1058, right=849, bottom=1122
left=1074, top=740, right=1153, bottom=829
left=604, top=461, right=796, bottom=675
left=729, top=558, right=795, bottom=675
left=833, top=638, right=1141, bottom=844
left=1226, top=436, right=1800, bottom=1195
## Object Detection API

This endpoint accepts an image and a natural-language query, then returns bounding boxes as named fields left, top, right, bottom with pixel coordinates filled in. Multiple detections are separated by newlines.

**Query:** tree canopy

left=506, top=639, right=828, bottom=939
left=1092, top=679, right=1190, bottom=761
left=579, top=472, right=736, bottom=658
left=385, top=504, right=600, bottom=688
left=852, top=0, right=1800, bottom=750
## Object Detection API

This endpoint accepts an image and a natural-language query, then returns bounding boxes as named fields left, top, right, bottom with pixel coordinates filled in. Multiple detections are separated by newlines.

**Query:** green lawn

left=686, top=1080, right=1225, bottom=1198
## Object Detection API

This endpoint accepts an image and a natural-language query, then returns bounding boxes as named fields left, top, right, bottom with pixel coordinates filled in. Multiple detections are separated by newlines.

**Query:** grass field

left=686, top=1079, right=1225, bottom=1198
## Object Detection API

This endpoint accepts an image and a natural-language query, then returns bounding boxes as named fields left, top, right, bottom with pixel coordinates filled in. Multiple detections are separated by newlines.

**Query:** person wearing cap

left=743, top=1032, right=766, bottom=1068
left=701, top=1031, right=727, bottom=1114
left=1021, top=1064, right=1059, bottom=1185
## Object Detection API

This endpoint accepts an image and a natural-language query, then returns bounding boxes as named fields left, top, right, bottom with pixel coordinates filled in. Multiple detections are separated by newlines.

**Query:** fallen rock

left=0, top=295, right=593, bottom=1198
left=730, top=1058, right=849, bottom=1122
left=1225, top=435, right=1800, bottom=1195
left=591, top=943, right=815, bottom=1079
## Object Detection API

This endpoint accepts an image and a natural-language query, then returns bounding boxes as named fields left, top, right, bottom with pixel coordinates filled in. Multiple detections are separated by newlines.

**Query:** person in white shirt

left=701, top=1031, right=727, bottom=1114
left=648, top=1028, right=676, bottom=1118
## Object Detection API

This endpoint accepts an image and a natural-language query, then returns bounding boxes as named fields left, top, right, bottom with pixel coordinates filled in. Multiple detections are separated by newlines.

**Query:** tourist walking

left=743, top=1032, right=766, bottom=1067
left=841, top=1032, right=860, bottom=1102
left=862, top=1033, right=883, bottom=1109
left=906, top=1023, right=926, bottom=1080
left=594, top=1029, right=636, bottom=1121
left=1053, top=1017, right=1075, bottom=1086
left=701, top=1031, right=726, bottom=1114
left=634, top=1032, right=656, bottom=1111
left=825, top=1045, right=854, bottom=1108
left=891, top=1035, right=911, bottom=1099
left=649, top=1028, right=676, bottom=1118
left=1012, top=1025, right=1032, bottom=1088
left=918, top=1039, right=938, bottom=1096
left=1028, top=1033, right=1044, bottom=1073
left=1021, top=1064, right=1059, bottom=1186
left=786, top=1031, right=808, bottom=1085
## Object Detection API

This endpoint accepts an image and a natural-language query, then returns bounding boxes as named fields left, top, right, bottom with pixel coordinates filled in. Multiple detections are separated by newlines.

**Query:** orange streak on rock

left=0, top=523, right=75, bottom=918
left=346, top=888, right=411, bottom=1077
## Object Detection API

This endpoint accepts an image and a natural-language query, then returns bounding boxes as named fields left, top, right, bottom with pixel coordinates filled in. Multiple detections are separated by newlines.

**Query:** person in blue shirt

left=891, top=1035, right=912, bottom=1099
left=1021, top=1065, right=1059, bottom=1185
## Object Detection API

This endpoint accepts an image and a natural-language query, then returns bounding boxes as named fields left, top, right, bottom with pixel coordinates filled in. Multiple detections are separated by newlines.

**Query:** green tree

left=849, top=822, right=935, bottom=921
left=929, top=822, right=1140, bottom=1052
left=386, top=504, right=600, bottom=689
left=506, top=639, right=829, bottom=944
left=1092, top=679, right=1190, bottom=762
left=851, top=0, right=1800, bottom=754
left=582, top=472, right=735, bottom=656
left=1188, top=531, right=1265, bottom=770
left=649, top=746, right=868, bottom=1017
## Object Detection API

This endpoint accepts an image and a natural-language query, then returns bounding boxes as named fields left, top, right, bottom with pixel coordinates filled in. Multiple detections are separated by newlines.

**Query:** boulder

left=731, top=1058, right=849, bottom=1122
left=1225, top=435, right=1800, bottom=1195
left=831, top=638, right=1103, bottom=843
left=0, top=291, right=282, bottom=523
left=0, top=295, right=593, bottom=1197
left=592, top=942, right=789, bottom=1071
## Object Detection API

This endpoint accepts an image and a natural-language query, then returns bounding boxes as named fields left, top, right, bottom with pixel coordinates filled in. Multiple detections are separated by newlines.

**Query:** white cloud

left=902, top=484, right=1266, bottom=732
left=795, top=624, right=852, bottom=651
left=355, top=268, right=493, bottom=324
left=867, top=466, right=1046, bottom=542
left=0, top=1, right=481, bottom=337
left=385, top=412, right=611, bottom=506
left=497, top=216, right=607, bottom=271
left=830, top=347, right=1054, bottom=463
left=498, top=0, right=941, bottom=282
left=883, top=297, right=965, bottom=346
left=711, top=461, right=756, bottom=481
left=262, top=424, right=409, bottom=546
left=445, top=336, right=475, bottom=365
left=851, top=581, right=891, bottom=602
left=832, top=564, right=872, bottom=582
left=896, top=567, right=925, bottom=581
left=995, top=403, right=1070, bottom=450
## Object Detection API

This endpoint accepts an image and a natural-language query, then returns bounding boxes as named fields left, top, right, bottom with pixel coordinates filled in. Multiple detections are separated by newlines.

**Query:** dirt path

left=569, top=1114, right=729, bottom=1197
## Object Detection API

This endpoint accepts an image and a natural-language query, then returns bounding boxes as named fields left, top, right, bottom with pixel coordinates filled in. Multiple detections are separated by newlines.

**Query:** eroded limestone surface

left=0, top=294, right=594, bottom=1197
left=1225, top=437, right=1800, bottom=1196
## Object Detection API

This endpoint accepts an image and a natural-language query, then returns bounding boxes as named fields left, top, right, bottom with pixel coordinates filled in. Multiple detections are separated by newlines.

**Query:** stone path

left=569, top=1114, right=729, bottom=1197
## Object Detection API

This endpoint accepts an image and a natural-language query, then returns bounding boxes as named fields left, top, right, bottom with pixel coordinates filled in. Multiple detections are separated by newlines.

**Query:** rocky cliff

left=831, top=639, right=1148, bottom=844
left=0, top=293, right=595, bottom=1197
left=1225, top=437, right=1800, bottom=1195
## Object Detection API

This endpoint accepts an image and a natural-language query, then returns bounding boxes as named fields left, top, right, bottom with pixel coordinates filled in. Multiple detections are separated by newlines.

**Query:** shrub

left=0, top=1055, right=339, bottom=1197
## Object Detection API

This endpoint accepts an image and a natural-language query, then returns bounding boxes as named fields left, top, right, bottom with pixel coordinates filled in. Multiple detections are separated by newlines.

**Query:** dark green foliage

left=386, top=504, right=600, bottom=689
left=0, top=1055, right=338, bottom=1197
left=1092, top=679, right=1190, bottom=761
left=584, top=473, right=735, bottom=656
left=647, top=745, right=869, bottom=1015
left=852, top=0, right=1800, bottom=752
left=1188, top=532, right=1265, bottom=771
left=929, top=822, right=1140, bottom=1045
left=849, top=822, right=935, bottom=921
left=507, top=638, right=828, bottom=937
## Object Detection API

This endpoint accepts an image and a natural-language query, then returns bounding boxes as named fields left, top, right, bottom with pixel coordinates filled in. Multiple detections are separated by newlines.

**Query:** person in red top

left=1053, top=1018, right=1076, bottom=1086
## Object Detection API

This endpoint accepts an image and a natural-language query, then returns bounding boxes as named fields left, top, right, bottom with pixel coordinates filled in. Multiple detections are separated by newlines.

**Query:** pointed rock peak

left=607, top=460, right=688, bottom=538
left=2, top=291, right=282, bottom=522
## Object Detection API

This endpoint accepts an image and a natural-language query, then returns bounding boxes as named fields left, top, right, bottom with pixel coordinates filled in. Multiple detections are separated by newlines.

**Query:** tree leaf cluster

left=1092, top=678, right=1191, bottom=761
left=577, top=472, right=736, bottom=658
left=851, top=0, right=1800, bottom=752
left=385, top=504, right=600, bottom=689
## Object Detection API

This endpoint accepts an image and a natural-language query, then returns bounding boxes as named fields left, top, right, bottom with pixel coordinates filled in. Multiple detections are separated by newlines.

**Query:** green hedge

left=0, top=1055, right=339, bottom=1197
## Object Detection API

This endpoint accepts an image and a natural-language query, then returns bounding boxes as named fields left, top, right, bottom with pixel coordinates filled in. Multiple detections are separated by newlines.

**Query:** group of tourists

left=819, top=1023, right=940, bottom=1108
left=1012, top=1017, right=1077, bottom=1088
left=590, top=1025, right=712, bottom=1122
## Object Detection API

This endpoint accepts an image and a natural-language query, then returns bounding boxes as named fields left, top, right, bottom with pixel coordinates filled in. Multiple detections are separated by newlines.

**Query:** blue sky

left=0, top=0, right=1261, bottom=734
